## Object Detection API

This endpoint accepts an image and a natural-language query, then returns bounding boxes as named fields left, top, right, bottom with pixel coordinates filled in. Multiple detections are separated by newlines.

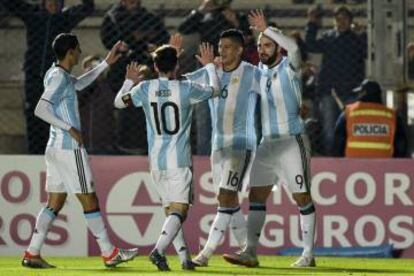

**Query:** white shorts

left=45, top=147, right=95, bottom=194
left=151, top=167, right=193, bottom=207
left=250, top=134, right=311, bottom=194
left=211, top=148, right=255, bottom=192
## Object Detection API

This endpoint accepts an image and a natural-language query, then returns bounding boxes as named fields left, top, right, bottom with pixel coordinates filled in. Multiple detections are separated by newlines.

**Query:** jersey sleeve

left=41, top=71, right=67, bottom=104
left=184, top=67, right=209, bottom=84
left=130, top=82, right=144, bottom=107
left=188, top=81, right=213, bottom=104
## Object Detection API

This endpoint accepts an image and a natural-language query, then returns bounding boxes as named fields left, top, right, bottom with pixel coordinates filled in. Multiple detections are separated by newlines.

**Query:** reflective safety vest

left=345, top=101, right=396, bottom=158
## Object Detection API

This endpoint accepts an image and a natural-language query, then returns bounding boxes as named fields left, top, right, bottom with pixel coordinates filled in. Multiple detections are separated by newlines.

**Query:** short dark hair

left=52, top=33, right=79, bottom=60
left=152, top=45, right=178, bottom=73
left=334, top=6, right=353, bottom=21
left=220, top=29, right=245, bottom=48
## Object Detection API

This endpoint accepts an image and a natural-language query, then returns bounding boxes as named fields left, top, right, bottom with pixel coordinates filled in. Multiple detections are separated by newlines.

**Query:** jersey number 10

left=150, top=102, right=180, bottom=135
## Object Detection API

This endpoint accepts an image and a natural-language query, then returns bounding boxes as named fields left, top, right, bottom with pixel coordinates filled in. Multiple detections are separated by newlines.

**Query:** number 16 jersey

left=129, top=77, right=213, bottom=170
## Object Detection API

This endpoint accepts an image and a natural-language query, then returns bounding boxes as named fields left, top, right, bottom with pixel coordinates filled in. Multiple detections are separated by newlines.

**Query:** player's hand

left=69, top=127, right=83, bottom=146
left=105, top=40, right=129, bottom=65
left=248, top=10, right=267, bottom=32
left=169, top=33, right=184, bottom=58
left=195, top=42, right=215, bottom=66
left=126, top=62, right=145, bottom=85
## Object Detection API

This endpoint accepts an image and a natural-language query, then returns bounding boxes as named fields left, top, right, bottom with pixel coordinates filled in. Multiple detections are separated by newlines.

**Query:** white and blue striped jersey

left=42, top=64, right=81, bottom=150
left=185, top=61, right=264, bottom=151
left=259, top=56, right=304, bottom=138
left=129, top=77, right=213, bottom=170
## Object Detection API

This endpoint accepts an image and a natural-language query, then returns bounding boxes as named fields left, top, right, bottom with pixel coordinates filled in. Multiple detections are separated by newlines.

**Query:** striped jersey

left=129, top=77, right=213, bottom=170
left=42, top=64, right=81, bottom=150
left=259, top=56, right=304, bottom=138
left=185, top=61, right=264, bottom=151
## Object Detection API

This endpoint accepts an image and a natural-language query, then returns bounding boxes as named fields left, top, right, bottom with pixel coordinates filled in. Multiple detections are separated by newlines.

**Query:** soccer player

left=223, top=10, right=316, bottom=268
left=114, top=38, right=220, bottom=271
left=23, top=33, right=138, bottom=269
left=184, top=29, right=267, bottom=267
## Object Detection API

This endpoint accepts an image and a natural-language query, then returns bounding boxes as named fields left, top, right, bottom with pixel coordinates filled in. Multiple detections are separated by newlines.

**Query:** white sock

left=84, top=210, right=114, bottom=257
left=155, top=213, right=182, bottom=255
left=230, top=207, right=247, bottom=249
left=245, top=202, right=266, bottom=254
left=28, top=207, right=57, bottom=255
left=299, top=203, right=316, bottom=256
left=201, top=207, right=235, bottom=258
left=172, top=228, right=191, bottom=263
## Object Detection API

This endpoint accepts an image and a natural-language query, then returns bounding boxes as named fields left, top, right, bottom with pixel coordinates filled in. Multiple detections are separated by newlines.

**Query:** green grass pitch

left=1, top=255, right=414, bottom=276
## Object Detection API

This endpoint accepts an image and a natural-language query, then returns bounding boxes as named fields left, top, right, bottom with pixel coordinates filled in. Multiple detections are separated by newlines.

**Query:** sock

left=84, top=209, right=114, bottom=257
left=172, top=228, right=191, bottom=263
left=201, top=206, right=238, bottom=258
left=155, top=213, right=182, bottom=255
left=27, top=207, right=57, bottom=255
left=230, top=207, right=247, bottom=249
left=245, top=202, right=266, bottom=254
left=299, top=203, right=316, bottom=256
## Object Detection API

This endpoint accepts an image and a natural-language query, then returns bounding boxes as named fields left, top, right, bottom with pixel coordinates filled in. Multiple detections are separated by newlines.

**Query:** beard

left=260, top=50, right=278, bottom=66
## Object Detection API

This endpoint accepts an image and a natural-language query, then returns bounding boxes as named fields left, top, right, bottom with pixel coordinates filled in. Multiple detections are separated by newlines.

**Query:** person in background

left=334, top=80, right=407, bottom=158
left=100, top=0, right=169, bottom=154
left=0, top=0, right=94, bottom=154
left=78, top=55, right=117, bottom=154
left=305, top=5, right=367, bottom=156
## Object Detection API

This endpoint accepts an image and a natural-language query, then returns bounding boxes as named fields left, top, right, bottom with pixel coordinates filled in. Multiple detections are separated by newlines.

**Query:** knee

left=169, top=203, right=189, bottom=222
left=217, top=189, right=238, bottom=207
left=248, top=187, right=271, bottom=204
left=293, top=193, right=312, bottom=207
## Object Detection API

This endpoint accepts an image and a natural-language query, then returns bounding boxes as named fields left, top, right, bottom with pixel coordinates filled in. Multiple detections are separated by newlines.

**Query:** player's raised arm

left=195, top=42, right=220, bottom=97
left=249, top=9, right=301, bottom=69
left=114, top=62, right=143, bottom=108
left=74, top=40, right=128, bottom=91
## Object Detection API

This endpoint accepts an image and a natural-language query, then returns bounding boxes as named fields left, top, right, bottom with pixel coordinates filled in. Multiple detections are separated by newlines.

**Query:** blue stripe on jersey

left=246, top=93, right=258, bottom=150
left=157, top=79, right=169, bottom=169
left=233, top=69, right=254, bottom=149
left=177, top=82, right=191, bottom=167
left=215, top=72, right=231, bottom=149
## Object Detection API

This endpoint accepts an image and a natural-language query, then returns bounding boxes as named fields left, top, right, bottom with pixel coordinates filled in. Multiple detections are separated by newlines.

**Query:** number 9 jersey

left=128, top=77, right=214, bottom=170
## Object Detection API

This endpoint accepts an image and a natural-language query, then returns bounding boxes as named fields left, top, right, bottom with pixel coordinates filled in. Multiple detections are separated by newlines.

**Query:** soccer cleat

left=21, top=251, right=56, bottom=269
left=222, top=251, right=259, bottom=268
left=181, top=259, right=196, bottom=270
left=192, top=252, right=209, bottom=267
left=291, top=255, right=316, bottom=267
left=103, top=247, right=139, bottom=268
left=149, top=249, right=170, bottom=271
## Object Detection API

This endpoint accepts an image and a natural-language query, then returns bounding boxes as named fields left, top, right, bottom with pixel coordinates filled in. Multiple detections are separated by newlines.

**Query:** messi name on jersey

left=155, top=89, right=171, bottom=97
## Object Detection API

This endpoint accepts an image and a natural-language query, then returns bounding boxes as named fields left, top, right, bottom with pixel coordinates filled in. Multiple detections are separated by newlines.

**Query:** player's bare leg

left=22, top=192, right=67, bottom=269
left=193, top=189, right=240, bottom=267
left=76, top=193, right=138, bottom=267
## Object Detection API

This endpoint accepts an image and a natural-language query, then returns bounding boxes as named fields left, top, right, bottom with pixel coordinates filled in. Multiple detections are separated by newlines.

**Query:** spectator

left=178, top=0, right=252, bottom=63
left=100, top=0, right=169, bottom=154
left=305, top=5, right=367, bottom=156
left=178, top=0, right=252, bottom=154
left=0, top=0, right=94, bottom=154
left=334, top=80, right=407, bottom=158
left=78, top=55, right=116, bottom=154
left=407, top=42, right=414, bottom=80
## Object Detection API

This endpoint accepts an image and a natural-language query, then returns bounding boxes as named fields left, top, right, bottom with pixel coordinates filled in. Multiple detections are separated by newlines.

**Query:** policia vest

left=345, top=102, right=396, bottom=158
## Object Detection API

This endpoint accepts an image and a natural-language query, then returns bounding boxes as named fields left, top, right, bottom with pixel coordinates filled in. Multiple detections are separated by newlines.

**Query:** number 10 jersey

left=129, top=77, right=213, bottom=170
